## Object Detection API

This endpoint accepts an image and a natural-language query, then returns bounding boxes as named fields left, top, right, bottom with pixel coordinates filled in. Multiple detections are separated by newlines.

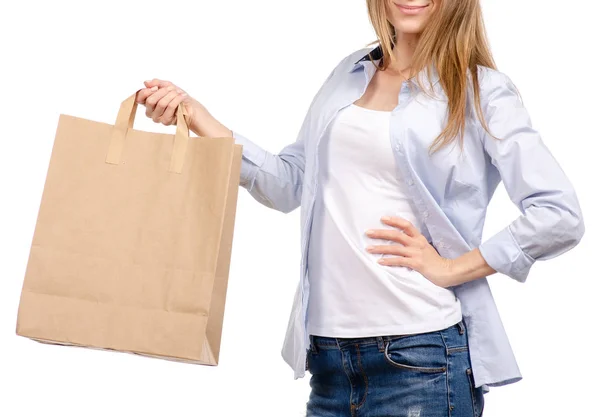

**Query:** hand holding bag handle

left=105, top=91, right=190, bottom=174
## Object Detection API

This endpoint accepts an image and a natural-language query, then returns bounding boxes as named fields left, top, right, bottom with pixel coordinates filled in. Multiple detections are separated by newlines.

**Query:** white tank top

left=306, top=104, right=462, bottom=337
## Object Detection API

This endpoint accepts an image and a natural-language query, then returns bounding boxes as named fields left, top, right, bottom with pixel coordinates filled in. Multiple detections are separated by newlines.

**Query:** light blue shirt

left=231, top=45, right=585, bottom=391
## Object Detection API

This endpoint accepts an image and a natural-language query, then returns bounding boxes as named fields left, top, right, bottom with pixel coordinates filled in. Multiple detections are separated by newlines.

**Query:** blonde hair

left=366, top=0, right=498, bottom=154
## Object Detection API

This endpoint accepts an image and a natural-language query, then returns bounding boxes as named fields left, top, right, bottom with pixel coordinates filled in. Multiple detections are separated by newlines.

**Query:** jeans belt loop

left=376, top=336, right=385, bottom=352
left=457, top=319, right=465, bottom=335
left=309, top=335, right=318, bottom=354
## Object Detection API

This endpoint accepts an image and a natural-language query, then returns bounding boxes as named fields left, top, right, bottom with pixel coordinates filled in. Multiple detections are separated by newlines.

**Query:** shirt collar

left=349, top=44, right=440, bottom=88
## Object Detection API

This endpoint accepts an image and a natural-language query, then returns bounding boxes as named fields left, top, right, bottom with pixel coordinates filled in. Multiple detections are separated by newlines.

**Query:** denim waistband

left=309, top=318, right=465, bottom=352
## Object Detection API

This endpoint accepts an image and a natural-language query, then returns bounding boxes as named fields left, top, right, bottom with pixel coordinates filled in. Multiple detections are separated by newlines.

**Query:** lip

left=395, top=3, right=430, bottom=15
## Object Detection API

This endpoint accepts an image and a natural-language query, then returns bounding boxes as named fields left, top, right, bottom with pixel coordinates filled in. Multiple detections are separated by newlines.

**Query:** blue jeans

left=306, top=318, right=485, bottom=417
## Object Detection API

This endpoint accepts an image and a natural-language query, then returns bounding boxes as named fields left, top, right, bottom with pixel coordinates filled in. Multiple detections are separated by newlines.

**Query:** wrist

left=188, top=104, right=232, bottom=138
left=444, top=257, right=461, bottom=286
left=444, top=248, right=496, bottom=287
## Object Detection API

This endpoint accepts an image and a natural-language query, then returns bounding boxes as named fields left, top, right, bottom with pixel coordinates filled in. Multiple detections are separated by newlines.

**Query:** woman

left=136, top=1, right=584, bottom=415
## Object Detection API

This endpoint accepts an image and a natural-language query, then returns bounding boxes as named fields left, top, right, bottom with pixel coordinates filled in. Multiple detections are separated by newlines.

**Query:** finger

left=381, top=216, right=420, bottom=238
left=377, top=255, right=415, bottom=269
left=366, top=244, right=414, bottom=256
left=366, top=229, right=413, bottom=245
left=136, top=86, right=158, bottom=104
left=158, top=93, right=186, bottom=125
left=152, top=88, right=180, bottom=122
left=144, top=79, right=173, bottom=89
left=145, top=86, right=175, bottom=119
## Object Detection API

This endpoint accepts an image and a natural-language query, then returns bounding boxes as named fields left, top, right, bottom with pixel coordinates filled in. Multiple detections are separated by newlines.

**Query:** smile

left=395, top=3, right=430, bottom=15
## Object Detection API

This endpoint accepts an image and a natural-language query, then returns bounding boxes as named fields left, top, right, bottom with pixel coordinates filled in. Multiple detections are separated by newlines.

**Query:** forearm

left=448, top=248, right=497, bottom=286
left=189, top=107, right=233, bottom=138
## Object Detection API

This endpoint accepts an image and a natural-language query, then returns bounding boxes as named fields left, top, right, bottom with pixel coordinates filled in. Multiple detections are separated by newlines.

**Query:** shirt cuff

left=478, top=226, right=535, bottom=283
left=232, top=130, right=268, bottom=190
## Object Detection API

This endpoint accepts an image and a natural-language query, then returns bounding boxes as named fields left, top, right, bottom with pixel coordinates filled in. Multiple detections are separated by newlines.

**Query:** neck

left=389, top=32, right=420, bottom=75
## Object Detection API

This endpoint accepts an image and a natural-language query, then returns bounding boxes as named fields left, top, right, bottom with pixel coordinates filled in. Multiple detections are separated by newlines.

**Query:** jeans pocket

left=383, top=334, right=447, bottom=374
left=466, top=367, right=485, bottom=417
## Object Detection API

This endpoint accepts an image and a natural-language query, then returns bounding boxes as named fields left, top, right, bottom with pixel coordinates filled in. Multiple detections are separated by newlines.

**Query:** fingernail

left=378, top=259, right=386, bottom=264
left=366, top=230, right=375, bottom=236
left=150, top=86, right=158, bottom=91
left=366, top=246, right=374, bottom=251
left=381, top=216, right=391, bottom=221
left=180, top=92, right=187, bottom=97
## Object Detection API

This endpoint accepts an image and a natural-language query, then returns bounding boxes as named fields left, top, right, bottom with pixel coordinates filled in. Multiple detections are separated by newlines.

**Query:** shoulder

left=340, top=45, right=375, bottom=67
left=348, top=46, right=376, bottom=65
left=475, top=65, right=521, bottom=104
left=327, top=46, right=377, bottom=76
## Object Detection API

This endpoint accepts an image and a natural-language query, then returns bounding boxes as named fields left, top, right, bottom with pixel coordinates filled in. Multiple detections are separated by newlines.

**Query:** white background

left=0, top=1, right=598, bottom=416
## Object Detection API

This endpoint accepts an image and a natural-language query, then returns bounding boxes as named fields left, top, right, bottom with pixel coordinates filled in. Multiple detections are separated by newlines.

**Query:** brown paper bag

left=16, top=92, right=242, bottom=365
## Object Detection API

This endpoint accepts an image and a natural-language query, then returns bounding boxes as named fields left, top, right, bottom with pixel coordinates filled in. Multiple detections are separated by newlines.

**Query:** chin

left=394, top=23, right=427, bottom=36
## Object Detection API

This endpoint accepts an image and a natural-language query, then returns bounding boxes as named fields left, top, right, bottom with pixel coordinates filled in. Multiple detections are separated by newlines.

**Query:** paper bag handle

left=105, top=91, right=190, bottom=174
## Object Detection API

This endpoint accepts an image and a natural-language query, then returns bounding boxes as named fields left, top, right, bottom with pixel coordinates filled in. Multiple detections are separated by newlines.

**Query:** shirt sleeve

left=230, top=61, right=340, bottom=213
left=477, top=71, right=585, bottom=283
left=231, top=129, right=307, bottom=213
